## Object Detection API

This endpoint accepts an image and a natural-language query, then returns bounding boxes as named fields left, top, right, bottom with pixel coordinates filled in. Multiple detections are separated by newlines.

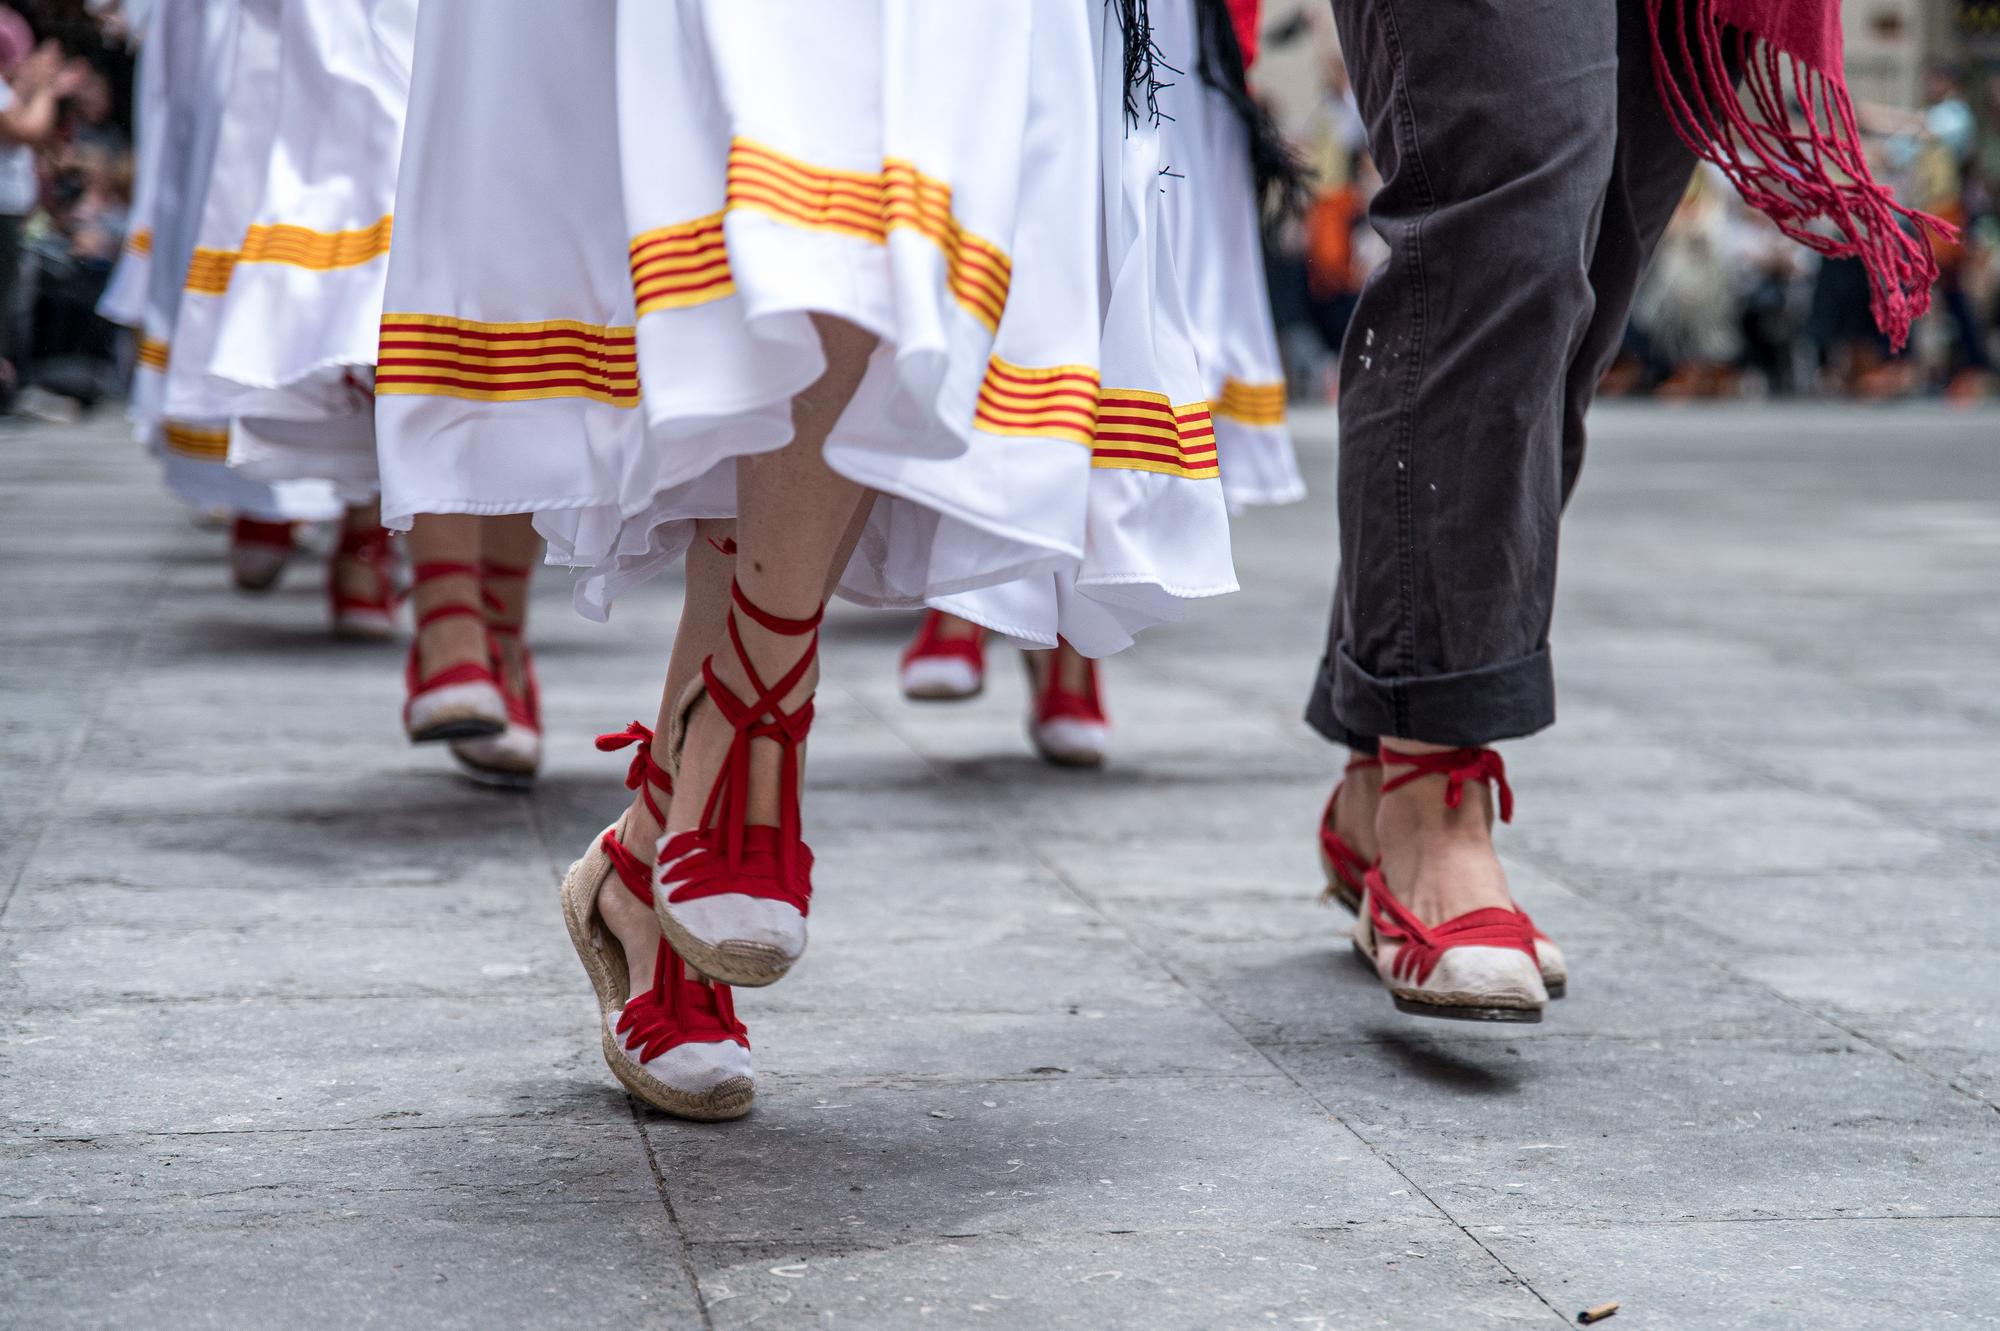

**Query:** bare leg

left=406, top=513, right=486, bottom=677
left=663, top=314, right=875, bottom=841
left=479, top=513, right=542, bottom=693
left=599, top=318, right=880, bottom=989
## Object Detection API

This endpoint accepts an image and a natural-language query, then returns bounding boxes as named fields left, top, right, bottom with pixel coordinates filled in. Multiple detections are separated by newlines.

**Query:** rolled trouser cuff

left=1321, top=644, right=1555, bottom=748
left=1305, top=656, right=1379, bottom=752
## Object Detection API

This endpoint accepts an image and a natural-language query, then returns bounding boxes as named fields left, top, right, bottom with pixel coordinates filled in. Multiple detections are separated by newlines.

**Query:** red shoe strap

left=233, top=517, right=294, bottom=548
left=596, top=721, right=672, bottom=825
left=411, top=560, right=481, bottom=585
left=600, top=827, right=655, bottom=908
left=728, top=580, right=823, bottom=636
left=615, top=940, right=747, bottom=1060
left=1379, top=746, right=1514, bottom=823
left=415, top=602, right=486, bottom=632
left=1365, top=869, right=1534, bottom=983
left=690, top=583, right=821, bottom=887
left=1033, top=641, right=1104, bottom=723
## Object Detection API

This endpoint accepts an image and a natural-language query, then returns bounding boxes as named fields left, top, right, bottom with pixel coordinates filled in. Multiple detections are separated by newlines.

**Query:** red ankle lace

left=480, top=560, right=538, bottom=728
left=593, top=722, right=746, bottom=1056
left=659, top=582, right=820, bottom=915
left=406, top=561, right=498, bottom=698
left=1378, top=746, right=1514, bottom=823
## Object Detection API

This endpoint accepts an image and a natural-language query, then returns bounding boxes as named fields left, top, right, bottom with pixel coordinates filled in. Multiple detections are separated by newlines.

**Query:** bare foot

left=1374, top=741, right=1513, bottom=926
left=1025, top=639, right=1094, bottom=696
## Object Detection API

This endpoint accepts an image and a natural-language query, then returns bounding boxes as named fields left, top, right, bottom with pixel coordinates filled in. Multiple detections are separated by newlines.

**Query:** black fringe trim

left=1192, top=0, right=1307, bottom=224
left=1112, top=0, right=1171, bottom=127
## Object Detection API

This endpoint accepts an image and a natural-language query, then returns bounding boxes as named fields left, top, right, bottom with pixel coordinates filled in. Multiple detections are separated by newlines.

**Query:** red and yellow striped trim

left=126, top=227, right=152, bottom=257
left=882, top=159, right=1010, bottom=332
left=972, top=357, right=1101, bottom=446
left=137, top=337, right=169, bottom=372
left=1214, top=377, right=1286, bottom=428
left=1092, top=390, right=1218, bottom=480
left=716, top=138, right=1012, bottom=333
left=375, top=314, right=640, bottom=408
left=162, top=422, right=228, bottom=461
left=183, top=215, right=395, bottom=295
left=238, top=215, right=392, bottom=272
left=630, top=212, right=734, bottom=317
left=184, top=247, right=237, bottom=295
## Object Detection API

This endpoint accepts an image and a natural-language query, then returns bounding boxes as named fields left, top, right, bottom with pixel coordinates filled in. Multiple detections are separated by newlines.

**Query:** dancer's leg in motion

left=665, top=315, right=875, bottom=842
left=402, top=512, right=506, bottom=741
left=1303, top=0, right=1697, bottom=1020
left=479, top=514, right=542, bottom=706
left=447, top=514, right=547, bottom=784
left=642, top=315, right=876, bottom=987
left=597, top=505, right=877, bottom=980
left=328, top=498, right=397, bottom=639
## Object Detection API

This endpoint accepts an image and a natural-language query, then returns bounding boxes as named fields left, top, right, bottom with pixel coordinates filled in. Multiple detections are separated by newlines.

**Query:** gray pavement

left=2, top=403, right=1997, bottom=1330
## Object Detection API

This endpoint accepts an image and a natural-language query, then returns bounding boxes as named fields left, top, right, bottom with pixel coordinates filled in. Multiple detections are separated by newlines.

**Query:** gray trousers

left=1305, top=0, right=1700, bottom=750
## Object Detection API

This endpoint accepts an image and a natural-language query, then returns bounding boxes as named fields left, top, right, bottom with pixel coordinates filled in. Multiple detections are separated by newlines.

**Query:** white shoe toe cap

left=671, top=894, right=807, bottom=961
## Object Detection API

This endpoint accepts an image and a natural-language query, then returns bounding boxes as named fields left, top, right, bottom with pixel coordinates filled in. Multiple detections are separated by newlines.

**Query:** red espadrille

left=449, top=560, right=542, bottom=787
left=1028, top=642, right=1109, bottom=768
left=558, top=722, right=754, bottom=1120
left=654, top=582, right=820, bottom=988
left=1349, top=745, right=1565, bottom=1020
left=402, top=560, right=506, bottom=743
left=228, top=516, right=294, bottom=592
left=328, top=523, right=399, bottom=640
left=899, top=610, right=986, bottom=701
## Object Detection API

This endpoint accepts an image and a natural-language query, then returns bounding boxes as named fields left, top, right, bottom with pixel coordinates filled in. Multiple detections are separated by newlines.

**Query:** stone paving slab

left=5, top=405, right=2000, bottom=1328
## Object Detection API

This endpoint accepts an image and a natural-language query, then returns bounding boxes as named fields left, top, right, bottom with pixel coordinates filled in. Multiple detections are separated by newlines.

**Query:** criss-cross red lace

left=1364, top=869, right=1536, bottom=984
left=1379, top=746, right=1514, bottom=823
left=659, top=582, right=820, bottom=916
left=593, top=725, right=745, bottom=1059
left=1031, top=640, right=1105, bottom=725
left=479, top=561, right=540, bottom=728
left=404, top=561, right=499, bottom=704
left=615, top=946, right=747, bottom=1059
left=902, top=610, right=984, bottom=672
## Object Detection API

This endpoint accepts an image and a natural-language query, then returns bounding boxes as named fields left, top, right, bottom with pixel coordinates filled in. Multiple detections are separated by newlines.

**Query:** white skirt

left=1164, top=8, right=1303, bottom=512
left=152, top=0, right=410, bottom=504
left=377, top=0, right=1238, bottom=655
left=103, top=0, right=339, bottom=521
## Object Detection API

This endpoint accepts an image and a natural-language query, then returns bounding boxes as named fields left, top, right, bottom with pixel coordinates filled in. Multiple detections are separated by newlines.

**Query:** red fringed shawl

left=1649, top=0, right=1954, bottom=348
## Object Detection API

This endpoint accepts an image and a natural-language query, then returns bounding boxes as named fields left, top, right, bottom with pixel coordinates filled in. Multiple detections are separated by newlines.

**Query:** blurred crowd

left=1271, top=49, right=2000, bottom=403
left=0, top=0, right=133, bottom=423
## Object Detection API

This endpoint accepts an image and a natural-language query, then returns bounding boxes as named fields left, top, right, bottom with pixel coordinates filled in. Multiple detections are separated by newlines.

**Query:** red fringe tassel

left=1647, top=0, right=1955, bottom=350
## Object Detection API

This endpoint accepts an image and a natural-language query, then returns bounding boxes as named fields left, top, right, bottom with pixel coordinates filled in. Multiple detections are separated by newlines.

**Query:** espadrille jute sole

left=654, top=906, right=798, bottom=989
left=658, top=674, right=803, bottom=989
left=1329, top=852, right=1565, bottom=999
left=559, top=844, right=754, bottom=1121
left=409, top=709, right=506, bottom=744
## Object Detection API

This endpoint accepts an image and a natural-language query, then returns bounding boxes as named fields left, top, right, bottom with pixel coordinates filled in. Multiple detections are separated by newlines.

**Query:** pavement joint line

left=830, top=677, right=1580, bottom=1326
left=628, top=1102, right=718, bottom=1331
